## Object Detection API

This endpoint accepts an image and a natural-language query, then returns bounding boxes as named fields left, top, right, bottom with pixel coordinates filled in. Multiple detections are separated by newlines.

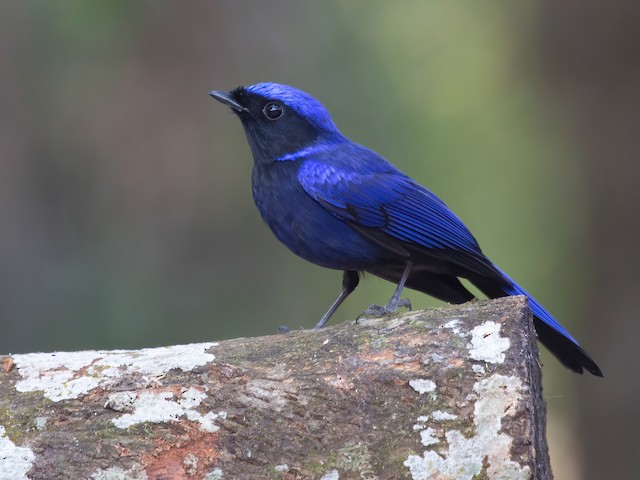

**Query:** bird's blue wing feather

left=297, top=143, right=483, bottom=258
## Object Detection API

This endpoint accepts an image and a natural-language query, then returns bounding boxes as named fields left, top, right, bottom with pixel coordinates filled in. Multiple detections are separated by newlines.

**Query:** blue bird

left=210, top=82, right=601, bottom=376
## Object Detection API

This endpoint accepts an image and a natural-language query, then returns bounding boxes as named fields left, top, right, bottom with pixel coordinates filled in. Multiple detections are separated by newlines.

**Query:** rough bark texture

left=0, top=297, right=551, bottom=480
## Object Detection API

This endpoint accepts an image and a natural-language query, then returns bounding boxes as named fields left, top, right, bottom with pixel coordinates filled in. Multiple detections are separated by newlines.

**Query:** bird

left=210, top=82, right=602, bottom=377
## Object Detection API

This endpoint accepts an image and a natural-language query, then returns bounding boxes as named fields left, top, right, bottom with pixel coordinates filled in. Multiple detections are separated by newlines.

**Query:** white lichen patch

left=0, top=426, right=35, bottom=480
left=205, top=468, right=224, bottom=480
left=105, top=391, right=137, bottom=412
left=412, top=417, right=440, bottom=447
left=422, top=353, right=444, bottom=365
left=320, top=470, right=340, bottom=480
left=404, top=374, right=531, bottom=480
left=468, top=321, right=510, bottom=364
left=409, top=378, right=436, bottom=394
left=419, top=427, right=440, bottom=447
left=274, top=464, right=289, bottom=472
left=34, top=416, right=48, bottom=430
left=112, top=387, right=226, bottom=432
left=12, top=343, right=217, bottom=402
left=471, top=364, right=486, bottom=375
left=412, top=415, right=430, bottom=431
left=442, top=319, right=462, bottom=335
left=383, top=316, right=406, bottom=330
left=432, top=410, right=457, bottom=421
left=183, top=453, right=199, bottom=476
left=90, top=465, right=149, bottom=480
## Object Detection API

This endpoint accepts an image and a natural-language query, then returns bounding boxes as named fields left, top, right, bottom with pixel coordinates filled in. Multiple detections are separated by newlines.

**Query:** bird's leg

left=313, top=270, right=360, bottom=329
left=360, top=262, right=413, bottom=318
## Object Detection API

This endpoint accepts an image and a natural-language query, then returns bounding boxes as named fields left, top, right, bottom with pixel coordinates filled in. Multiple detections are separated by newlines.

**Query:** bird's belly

left=254, top=189, right=391, bottom=271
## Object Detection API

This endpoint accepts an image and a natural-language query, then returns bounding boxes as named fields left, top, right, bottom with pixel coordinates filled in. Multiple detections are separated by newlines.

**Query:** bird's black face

left=210, top=87, right=322, bottom=164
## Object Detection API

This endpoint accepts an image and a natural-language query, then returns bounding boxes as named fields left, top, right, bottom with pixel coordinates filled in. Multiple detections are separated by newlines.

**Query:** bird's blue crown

left=246, top=82, right=338, bottom=133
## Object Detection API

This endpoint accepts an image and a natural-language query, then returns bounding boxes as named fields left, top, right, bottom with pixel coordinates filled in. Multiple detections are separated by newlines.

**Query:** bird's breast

left=251, top=163, right=392, bottom=270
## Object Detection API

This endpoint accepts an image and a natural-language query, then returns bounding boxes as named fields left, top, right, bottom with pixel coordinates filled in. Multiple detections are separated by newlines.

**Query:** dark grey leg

left=313, top=270, right=360, bottom=329
left=361, top=262, right=413, bottom=317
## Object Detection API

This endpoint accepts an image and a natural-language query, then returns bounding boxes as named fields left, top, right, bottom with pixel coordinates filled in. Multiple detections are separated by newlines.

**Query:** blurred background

left=0, top=1, right=637, bottom=478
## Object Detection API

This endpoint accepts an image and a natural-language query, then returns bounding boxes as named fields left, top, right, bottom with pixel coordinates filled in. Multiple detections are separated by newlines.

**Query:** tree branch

left=0, top=296, right=551, bottom=480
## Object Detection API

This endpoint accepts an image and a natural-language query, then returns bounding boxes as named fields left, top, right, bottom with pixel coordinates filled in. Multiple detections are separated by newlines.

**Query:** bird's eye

left=263, top=102, right=284, bottom=120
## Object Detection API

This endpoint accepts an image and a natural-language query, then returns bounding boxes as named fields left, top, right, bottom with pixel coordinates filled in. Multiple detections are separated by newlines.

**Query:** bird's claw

left=397, top=297, right=412, bottom=311
left=357, top=297, right=412, bottom=320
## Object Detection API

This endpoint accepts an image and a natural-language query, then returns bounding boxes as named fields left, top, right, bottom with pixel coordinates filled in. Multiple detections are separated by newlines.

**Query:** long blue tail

left=501, top=272, right=578, bottom=344
left=475, top=266, right=602, bottom=376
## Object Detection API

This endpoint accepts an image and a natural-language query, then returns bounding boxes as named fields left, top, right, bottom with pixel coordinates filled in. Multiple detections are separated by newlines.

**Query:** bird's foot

left=357, top=297, right=412, bottom=320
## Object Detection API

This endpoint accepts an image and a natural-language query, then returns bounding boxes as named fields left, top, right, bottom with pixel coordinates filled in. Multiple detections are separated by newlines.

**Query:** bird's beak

left=209, top=90, right=249, bottom=113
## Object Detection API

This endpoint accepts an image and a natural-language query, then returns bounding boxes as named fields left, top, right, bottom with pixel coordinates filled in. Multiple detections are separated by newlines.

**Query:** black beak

left=209, top=90, right=249, bottom=113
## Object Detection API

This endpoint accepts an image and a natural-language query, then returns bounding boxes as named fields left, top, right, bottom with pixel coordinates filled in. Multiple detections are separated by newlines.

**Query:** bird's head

left=210, top=83, right=345, bottom=163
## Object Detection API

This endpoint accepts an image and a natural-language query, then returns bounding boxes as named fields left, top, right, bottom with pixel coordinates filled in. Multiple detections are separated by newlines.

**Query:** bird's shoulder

left=296, top=142, right=409, bottom=198
left=296, top=141, right=453, bottom=213
left=296, top=141, right=432, bottom=226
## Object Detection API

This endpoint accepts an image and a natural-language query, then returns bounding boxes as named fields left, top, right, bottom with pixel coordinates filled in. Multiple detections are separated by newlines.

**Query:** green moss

left=91, top=422, right=125, bottom=439
left=301, top=457, right=336, bottom=478
left=0, top=391, right=51, bottom=444
left=471, top=456, right=490, bottom=480
left=266, top=465, right=290, bottom=479
left=334, top=442, right=372, bottom=471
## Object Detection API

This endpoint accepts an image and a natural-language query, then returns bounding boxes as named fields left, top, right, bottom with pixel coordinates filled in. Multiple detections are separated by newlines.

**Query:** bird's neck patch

left=277, top=141, right=343, bottom=162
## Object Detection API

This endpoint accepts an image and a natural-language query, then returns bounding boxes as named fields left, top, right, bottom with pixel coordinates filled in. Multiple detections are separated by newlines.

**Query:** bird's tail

left=472, top=266, right=602, bottom=376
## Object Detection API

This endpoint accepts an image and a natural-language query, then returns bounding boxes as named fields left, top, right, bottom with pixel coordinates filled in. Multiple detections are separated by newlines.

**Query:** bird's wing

left=297, top=157, right=494, bottom=275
